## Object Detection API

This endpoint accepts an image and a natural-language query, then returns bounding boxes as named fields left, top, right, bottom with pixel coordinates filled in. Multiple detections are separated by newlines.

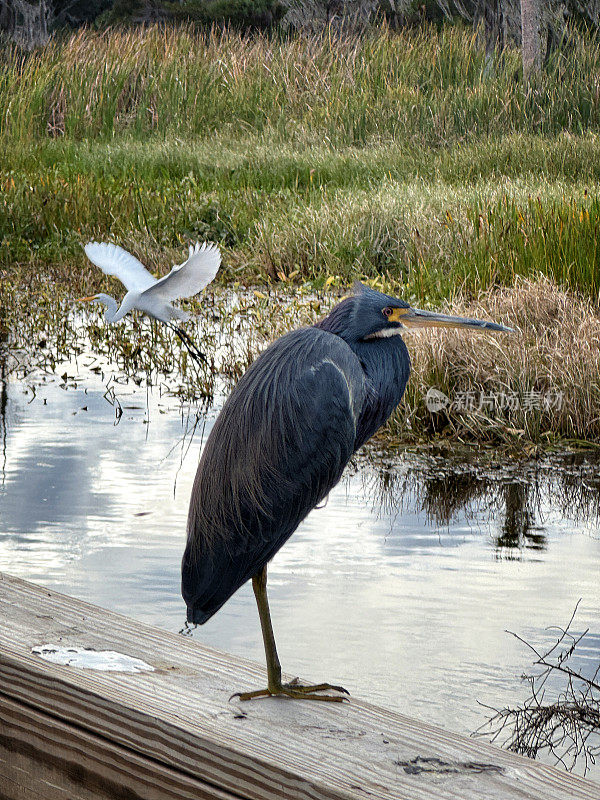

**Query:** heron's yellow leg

left=231, top=565, right=349, bottom=703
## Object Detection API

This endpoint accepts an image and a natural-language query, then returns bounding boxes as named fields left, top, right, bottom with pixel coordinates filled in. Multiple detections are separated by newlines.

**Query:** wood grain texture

left=1, top=573, right=599, bottom=800
left=0, top=695, right=238, bottom=800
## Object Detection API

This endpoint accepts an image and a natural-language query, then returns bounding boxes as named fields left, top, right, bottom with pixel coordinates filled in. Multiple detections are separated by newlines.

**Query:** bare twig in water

left=475, top=602, right=600, bottom=774
left=103, top=380, right=123, bottom=424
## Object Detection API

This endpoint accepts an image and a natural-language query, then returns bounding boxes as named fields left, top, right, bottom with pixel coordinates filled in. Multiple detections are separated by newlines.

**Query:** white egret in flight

left=78, top=241, right=221, bottom=363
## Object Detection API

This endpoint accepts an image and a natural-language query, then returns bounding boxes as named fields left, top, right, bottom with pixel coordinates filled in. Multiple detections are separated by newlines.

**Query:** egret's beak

left=389, top=306, right=512, bottom=333
left=76, top=295, right=97, bottom=303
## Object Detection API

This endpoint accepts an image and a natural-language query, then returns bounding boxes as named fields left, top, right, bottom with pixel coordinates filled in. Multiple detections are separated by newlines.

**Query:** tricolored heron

left=182, top=283, right=511, bottom=701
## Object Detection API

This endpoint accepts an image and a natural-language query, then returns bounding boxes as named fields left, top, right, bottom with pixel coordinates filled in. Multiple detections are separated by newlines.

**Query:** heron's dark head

left=317, top=283, right=512, bottom=343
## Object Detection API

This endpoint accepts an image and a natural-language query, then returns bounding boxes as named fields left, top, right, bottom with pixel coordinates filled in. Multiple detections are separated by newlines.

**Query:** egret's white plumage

left=144, top=242, right=221, bottom=303
left=82, top=241, right=221, bottom=324
left=83, top=242, right=156, bottom=294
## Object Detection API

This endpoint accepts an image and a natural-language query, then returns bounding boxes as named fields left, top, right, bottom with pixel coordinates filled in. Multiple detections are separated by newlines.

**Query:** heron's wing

left=84, top=242, right=156, bottom=293
left=182, top=328, right=366, bottom=623
left=139, top=242, right=220, bottom=304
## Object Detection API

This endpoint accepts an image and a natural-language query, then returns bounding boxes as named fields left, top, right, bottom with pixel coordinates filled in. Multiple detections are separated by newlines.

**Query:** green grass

left=2, top=25, right=600, bottom=145
left=2, top=24, right=600, bottom=302
left=3, top=23, right=600, bottom=444
left=2, top=135, right=600, bottom=304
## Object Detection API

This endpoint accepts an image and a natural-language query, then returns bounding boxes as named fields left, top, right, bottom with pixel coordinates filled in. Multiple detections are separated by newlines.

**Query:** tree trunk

left=0, top=1, right=16, bottom=35
left=520, top=0, right=541, bottom=77
left=483, top=0, right=504, bottom=61
left=2, top=0, right=51, bottom=49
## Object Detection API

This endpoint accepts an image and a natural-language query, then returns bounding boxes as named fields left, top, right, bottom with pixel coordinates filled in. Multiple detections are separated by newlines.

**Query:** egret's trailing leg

left=169, top=324, right=207, bottom=366
left=231, top=565, right=349, bottom=702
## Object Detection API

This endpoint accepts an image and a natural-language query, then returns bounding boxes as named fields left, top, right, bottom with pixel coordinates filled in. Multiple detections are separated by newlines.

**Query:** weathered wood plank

left=0, top=695, right=239, bottom=800
left=0, top=572, right=598, bottom=800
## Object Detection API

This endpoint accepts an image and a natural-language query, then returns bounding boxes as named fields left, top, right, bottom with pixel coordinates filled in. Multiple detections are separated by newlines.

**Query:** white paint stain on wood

left=32, top=644, right=154, bottom=673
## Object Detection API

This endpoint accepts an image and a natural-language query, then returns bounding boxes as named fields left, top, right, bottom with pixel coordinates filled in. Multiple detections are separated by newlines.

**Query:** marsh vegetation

left=1, top=24, right=600, bottom=444
left=1, top=19, right=600, bottom=778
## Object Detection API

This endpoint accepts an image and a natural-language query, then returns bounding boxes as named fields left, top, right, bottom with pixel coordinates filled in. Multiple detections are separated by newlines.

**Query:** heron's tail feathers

left=182, top=542, right=241, bottom=625
left=186, top=604, right=212, bottom=625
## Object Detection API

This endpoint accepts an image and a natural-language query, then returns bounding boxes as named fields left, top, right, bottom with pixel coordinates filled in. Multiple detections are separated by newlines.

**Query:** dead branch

left=475, top=601, right=600, bottom=774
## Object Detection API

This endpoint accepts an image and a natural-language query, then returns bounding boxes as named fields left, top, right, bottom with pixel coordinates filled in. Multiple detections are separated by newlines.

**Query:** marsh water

left=1, top=306, right=599, bottom=778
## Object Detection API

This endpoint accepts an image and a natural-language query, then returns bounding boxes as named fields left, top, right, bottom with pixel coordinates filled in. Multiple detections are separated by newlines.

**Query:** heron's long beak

left=391, top=307, right=512, bottom=332
left=76, top=295, right=97, bottom=303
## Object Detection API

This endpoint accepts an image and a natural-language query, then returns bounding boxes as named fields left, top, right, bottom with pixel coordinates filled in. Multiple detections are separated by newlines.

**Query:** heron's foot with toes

left=232, top=677, right=349, bottom=702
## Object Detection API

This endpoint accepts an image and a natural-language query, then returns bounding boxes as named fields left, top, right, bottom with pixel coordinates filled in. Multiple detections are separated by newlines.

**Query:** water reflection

left=1, top=349, right=7, bottom=488
left=497, top=482, right=545, bottom=553
left=362, top=451, right=600, bottom=560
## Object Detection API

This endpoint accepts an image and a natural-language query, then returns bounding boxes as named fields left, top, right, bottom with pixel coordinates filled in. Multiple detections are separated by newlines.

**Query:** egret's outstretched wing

left=140, top=242, right=220, bottom=304
left=84, top=242, right=156, bottom=293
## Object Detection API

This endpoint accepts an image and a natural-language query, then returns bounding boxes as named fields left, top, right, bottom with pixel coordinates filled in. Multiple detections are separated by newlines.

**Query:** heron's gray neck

left=314, top=297, right=355, bottom=340
left=351, top=336, right=411, bottom=449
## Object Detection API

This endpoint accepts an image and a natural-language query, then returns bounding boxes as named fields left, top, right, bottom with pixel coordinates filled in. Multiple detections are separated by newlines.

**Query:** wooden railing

left=0, top=573, right=598, bottom=800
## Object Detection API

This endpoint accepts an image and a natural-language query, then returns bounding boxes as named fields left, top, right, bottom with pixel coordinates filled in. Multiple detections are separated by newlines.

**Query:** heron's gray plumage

left=183, top=326, right=366, bottom=623
left=182, top=285, right=415, bottom=625
left=181, top=283, right=511, bottom=704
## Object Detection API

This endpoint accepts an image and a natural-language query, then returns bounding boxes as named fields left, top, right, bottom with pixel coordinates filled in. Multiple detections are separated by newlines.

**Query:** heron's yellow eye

left=382, top=307, right=393, bottom=318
